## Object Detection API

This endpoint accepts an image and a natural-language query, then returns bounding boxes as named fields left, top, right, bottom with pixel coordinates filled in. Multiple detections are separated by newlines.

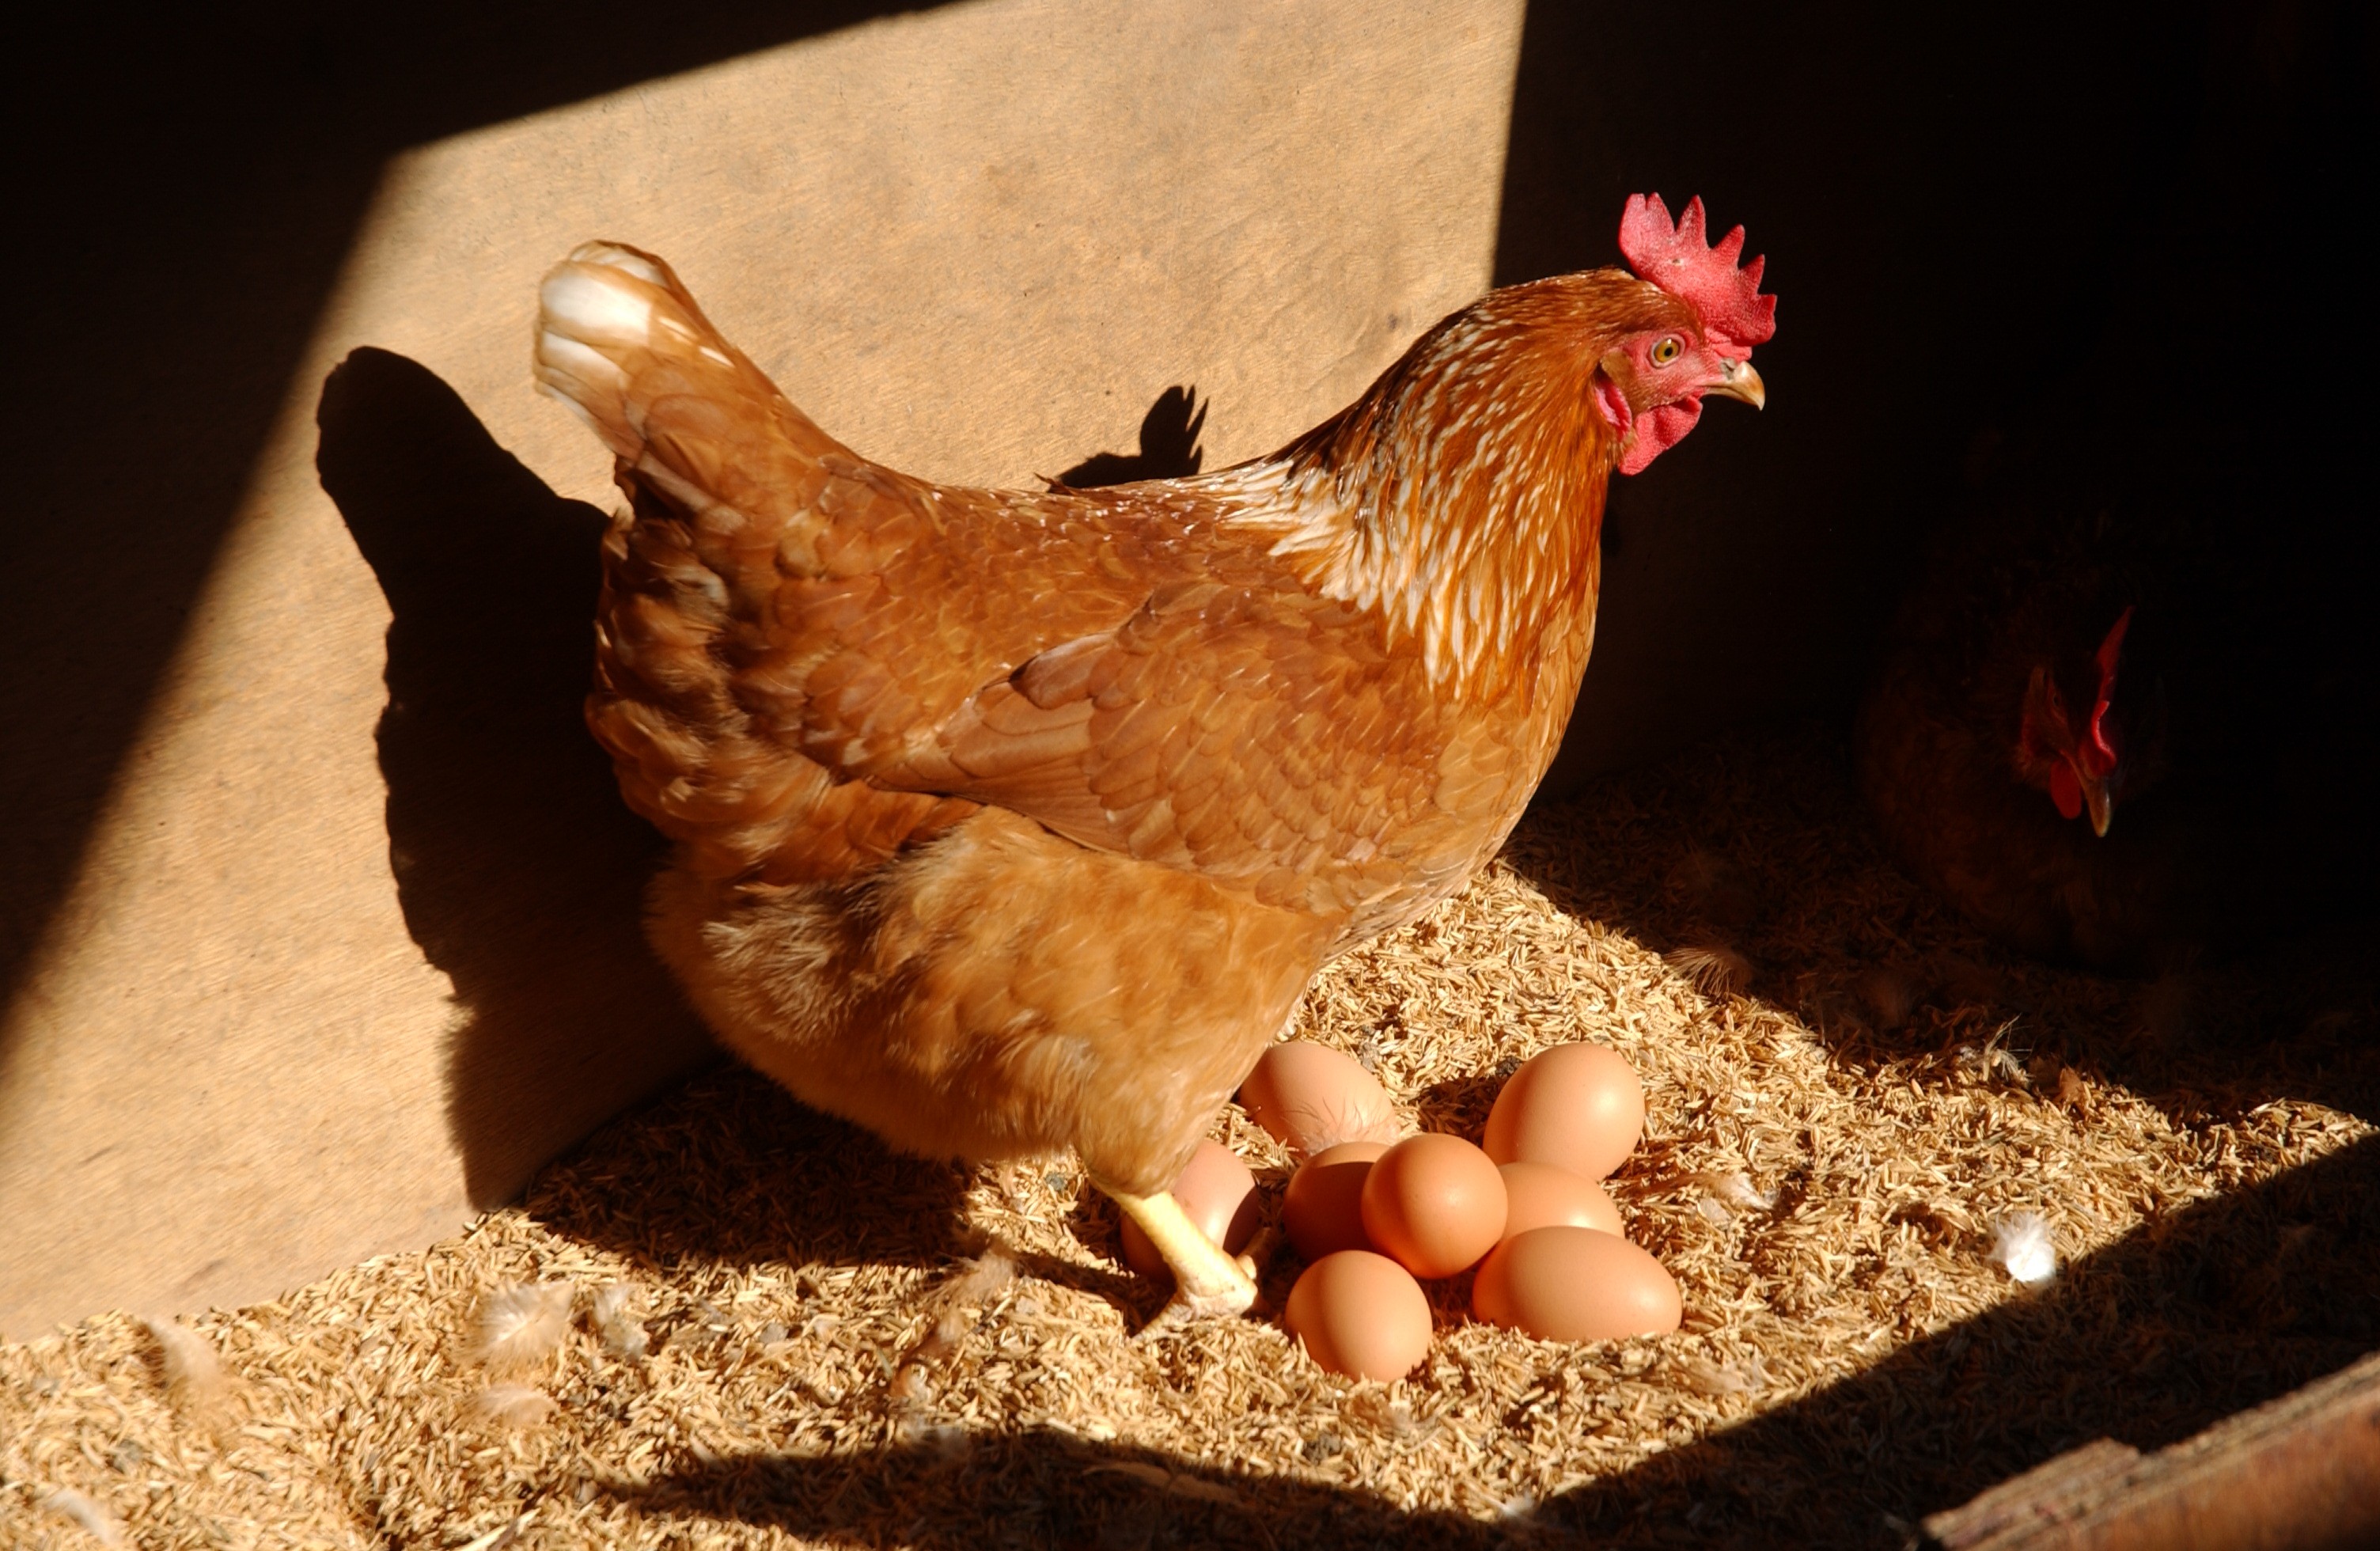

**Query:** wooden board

left=1925, top=1350, right=2380, bottom=1551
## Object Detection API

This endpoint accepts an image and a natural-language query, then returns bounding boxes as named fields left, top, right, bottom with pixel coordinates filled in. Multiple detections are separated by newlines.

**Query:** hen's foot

left=1103, top=1185, right=1258, bottom=1332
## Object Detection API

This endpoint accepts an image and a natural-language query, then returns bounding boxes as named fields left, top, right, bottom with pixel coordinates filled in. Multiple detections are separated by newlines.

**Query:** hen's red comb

left=2082, top=606, right=2133, bottom=774
left=1618, top=194, right=1776, bottom=355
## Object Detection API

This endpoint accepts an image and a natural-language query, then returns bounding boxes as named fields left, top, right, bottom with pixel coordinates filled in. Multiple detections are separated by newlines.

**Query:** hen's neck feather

left=1205, top=277, right=1629, bottom=703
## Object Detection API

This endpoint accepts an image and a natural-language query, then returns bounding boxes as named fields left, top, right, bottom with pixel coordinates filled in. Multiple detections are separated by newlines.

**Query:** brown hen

left=533, top=195, right=1774, bottom=1321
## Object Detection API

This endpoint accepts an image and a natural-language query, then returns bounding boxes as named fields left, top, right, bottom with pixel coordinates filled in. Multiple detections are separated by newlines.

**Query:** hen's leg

left=1103, top=1185, right=1259, bottom=1325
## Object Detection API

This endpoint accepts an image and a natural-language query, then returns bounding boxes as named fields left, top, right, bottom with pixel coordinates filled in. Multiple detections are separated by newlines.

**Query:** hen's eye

left=1648, top=336, right=1683, bottom=366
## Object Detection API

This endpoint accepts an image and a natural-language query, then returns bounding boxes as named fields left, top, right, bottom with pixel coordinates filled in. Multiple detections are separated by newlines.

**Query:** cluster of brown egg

left=1126, top=1041, right=1680, bottom=1379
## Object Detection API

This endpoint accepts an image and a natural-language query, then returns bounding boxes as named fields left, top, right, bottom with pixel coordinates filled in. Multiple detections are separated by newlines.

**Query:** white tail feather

left=540, top=264, right=654, bottom=346
left=532, top=245, right=676, bottom=461
left=567, top=239, right=666, bottom=285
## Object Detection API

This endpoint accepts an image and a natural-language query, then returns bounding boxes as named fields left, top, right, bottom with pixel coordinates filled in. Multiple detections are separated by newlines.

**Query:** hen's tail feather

left=534, top=243, right=671, bottom=460
left=534, top=241, right=854, bottom=513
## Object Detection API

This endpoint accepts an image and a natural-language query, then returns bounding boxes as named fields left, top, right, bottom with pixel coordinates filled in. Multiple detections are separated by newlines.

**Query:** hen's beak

left=1704, top=358, right=1765, bottom=409
left=2079, top=768, right=2115, bottom=838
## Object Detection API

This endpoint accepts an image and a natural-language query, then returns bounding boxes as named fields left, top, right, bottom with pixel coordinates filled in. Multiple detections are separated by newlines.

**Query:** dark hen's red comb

left=2082, top=606, right=2133, bottom=775
left=1618, top=194, right=1776, bottom=355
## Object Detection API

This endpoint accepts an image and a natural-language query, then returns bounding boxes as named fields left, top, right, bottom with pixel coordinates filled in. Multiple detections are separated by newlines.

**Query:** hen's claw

left=1143, top=1274, right=1259, bottom=1336
left=1105, top=1185, right=1258, bottom=1333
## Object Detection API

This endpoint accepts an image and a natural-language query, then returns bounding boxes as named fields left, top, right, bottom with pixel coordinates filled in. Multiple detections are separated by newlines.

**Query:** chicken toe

left=1105, top=1185, right=1258, bottom=1327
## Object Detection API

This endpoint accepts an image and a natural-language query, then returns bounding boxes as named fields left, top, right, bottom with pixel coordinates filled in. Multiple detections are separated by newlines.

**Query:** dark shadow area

left=2, top=0, right=942, bottom=1064
left=1495, top=0, right=2374, bottom=1108
left=519, top=1063, right=972, bottom=1273
left=1052, top=386, right=1208, bottom=489
left=617, top=1426, right=1500, bottom=1549
left=316, top=348, right=714, bottom=1204
left=604, top=1133, right=2377, bottom=1547
left=1840, top=0, right=2378, bottom=979
left=1495, top=1, right=2256, bottom=793
left=1412, top=1069, right=1510, bottom=1144
left=518, top=1064, right=1154, bottom=1306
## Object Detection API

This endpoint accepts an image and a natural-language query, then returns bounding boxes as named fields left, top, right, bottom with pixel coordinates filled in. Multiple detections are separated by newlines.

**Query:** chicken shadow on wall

left=0, top=0, right=953, bottom=1080
left=314, top=348, right=1135, bottom=1284
left=608, top=1132, right=2380, bottom=1546
left=317, top=347, right=724, bottom=1210
left=312, top=360, right=1247, bottom=1295
left=1049, top=385, right=1207, bottom=489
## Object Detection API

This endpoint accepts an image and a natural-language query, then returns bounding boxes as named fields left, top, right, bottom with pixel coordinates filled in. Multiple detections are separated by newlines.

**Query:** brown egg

left=1359, top=1133, right=1506, bottom=1279
left=1496, top=1161, right=1623, bottom=1240
left=1484, top=1043, right=1644, bottom=1181
left=1282, top=1140, right=1389, bottom=1260
left=1283, top=1250, right=1433, bottom=1380
left=1471, top=1227, right=1681, bottom=1341
left=1120, top=1140, right=1259, bottom=1279
left=1238, top=1041, right=1400, bottom=1155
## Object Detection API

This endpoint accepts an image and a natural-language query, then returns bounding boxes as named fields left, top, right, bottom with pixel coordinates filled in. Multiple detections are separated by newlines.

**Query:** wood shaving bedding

left=6, top=725, right=2373, bottom=1548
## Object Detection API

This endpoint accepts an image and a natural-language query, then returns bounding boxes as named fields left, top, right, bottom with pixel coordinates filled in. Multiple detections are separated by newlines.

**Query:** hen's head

left=1596, top=193, right=1776, bottom=472
left=2014, top=607, right=2151, bottom=836
left=1293, top=193, right=1773, bottom=495
left=1251, top=194, right=1775, bottom=695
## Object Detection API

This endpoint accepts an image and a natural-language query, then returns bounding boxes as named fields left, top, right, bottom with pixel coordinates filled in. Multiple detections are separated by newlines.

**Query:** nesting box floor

left=6, top=726, right=2376, bottom=1549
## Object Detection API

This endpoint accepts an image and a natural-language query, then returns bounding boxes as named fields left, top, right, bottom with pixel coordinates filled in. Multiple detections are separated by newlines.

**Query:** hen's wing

left=539, top=243, right=1509, bottom=913
left=881, top=578, right=1516, bottom=922
left=540, top=246, right=1193, bottom=873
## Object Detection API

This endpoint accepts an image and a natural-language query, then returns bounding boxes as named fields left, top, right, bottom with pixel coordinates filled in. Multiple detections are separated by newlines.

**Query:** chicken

left=1856, top=396, right=2378, bottom=973
left=1858, top=0, right=2378, bottom=978
left=532, top=194, right=1774, bottom=1321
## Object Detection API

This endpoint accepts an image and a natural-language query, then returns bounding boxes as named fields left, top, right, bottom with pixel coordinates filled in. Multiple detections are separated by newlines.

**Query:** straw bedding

left=6, top=724, right=2375, bottom=1549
